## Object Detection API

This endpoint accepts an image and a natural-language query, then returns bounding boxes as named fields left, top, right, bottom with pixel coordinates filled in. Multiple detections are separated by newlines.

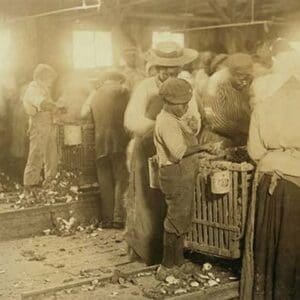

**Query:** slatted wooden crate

left=185, top=159, right=255, bottom=259
left=56, top=124, right=97, bottom=179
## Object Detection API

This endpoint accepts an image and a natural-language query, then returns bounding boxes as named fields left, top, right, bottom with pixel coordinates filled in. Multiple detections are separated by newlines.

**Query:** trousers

left=96, top=152, right=129, bottom=223
left=159, top=155, right=197, bottom=236
left=24, top=112, right=58, bottom=186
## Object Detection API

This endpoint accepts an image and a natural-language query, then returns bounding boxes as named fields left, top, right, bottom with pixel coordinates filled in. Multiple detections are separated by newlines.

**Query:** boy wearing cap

left=154, top=78, right=205, bottom=278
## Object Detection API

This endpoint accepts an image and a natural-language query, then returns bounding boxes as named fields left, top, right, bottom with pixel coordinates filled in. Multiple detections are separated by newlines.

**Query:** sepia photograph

left=0, top=0, right=299, bottom=299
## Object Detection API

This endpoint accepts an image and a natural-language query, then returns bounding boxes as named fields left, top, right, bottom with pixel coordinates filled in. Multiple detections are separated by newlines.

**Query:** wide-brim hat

left=144, top=41, right=198, bottom=67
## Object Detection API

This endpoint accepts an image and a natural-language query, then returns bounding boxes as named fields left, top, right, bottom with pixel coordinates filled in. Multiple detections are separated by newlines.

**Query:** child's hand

left=200, top=142, right=223, bottom=154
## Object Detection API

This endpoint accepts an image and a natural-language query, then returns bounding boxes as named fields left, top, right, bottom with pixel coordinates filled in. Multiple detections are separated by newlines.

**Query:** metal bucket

left=64, top=125, right=82, bottom=146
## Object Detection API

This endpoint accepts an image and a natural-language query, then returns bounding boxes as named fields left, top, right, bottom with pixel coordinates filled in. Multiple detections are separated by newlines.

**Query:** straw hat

left=144, top=41, right=198, bottom=67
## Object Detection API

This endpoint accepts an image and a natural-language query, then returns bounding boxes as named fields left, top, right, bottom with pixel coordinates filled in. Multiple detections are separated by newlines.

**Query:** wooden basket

left=185, top=159, right=255, bottom=259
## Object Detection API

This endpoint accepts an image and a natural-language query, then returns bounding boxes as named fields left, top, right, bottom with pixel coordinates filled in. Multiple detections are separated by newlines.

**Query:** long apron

left=124, top=94, right=166, bottom=266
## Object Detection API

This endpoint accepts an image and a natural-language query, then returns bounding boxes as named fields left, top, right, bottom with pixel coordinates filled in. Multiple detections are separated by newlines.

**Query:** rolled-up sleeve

left=124, top=80, right=155, bottom=136
left=186, top=94, right=201, bottom=135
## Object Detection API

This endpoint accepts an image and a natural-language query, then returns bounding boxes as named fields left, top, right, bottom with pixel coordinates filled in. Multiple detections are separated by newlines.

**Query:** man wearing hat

left=198, top=53, right=253, bottom=148
left=154, top=78, right=208, bottom=278
left=124, top=41, right=199, bottom=265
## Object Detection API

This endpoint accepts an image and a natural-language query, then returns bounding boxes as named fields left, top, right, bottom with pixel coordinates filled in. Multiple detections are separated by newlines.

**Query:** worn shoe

left=100, top=221, right=113, bottom=229
left=113, top=222, right=125, bottom=229
left=23, top=191, right=37, bottom=206
left=156, top=264, right=178, bottom=281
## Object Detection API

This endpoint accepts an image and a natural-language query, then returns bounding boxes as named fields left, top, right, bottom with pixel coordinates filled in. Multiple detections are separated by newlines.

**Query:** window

left=0, top=30, right=11, bottom=70
left=152, top=31, right=184, bottom=48
left=290, top=41, right=300, bottom=52
left=73, top=31, right=113, bottom=68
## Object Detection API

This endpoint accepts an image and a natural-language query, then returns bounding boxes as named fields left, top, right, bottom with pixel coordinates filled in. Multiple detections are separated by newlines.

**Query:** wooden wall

left=6, top=15, right=277, bottom=82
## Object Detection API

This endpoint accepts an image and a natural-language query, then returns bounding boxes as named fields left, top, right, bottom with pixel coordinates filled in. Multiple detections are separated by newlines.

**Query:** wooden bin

left=56, top=124, right=97, bottom=179
left=185, top=159, right=255, bottom=259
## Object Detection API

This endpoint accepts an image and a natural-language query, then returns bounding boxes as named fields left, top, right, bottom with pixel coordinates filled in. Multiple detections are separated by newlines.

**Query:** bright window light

left=290, top=41, right=300, bottom=52
left=152, top=31, right=184, bottom=48
left=0, top=30, right=11, bottom=69
left=73, top=31, right=113, bottom=68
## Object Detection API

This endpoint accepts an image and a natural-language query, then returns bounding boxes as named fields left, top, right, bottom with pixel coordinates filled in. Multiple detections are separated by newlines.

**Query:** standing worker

left=154, top=78, right=209, bottom=278
left=81, top=70, right=130, bottom=229
left=23, top=64, right=63, bottom=199
left=198, top=53, right=253, bottom=148
left=124, top=41, right=199, bottom=265
left=240, top=50, right=300, bottom=300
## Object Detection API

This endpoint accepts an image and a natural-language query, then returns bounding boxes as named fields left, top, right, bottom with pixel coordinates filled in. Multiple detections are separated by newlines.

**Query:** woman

left=241, top=50, right=300, bottom=300
left=124, top=41, right=199, bottom=265
left=197, top=53, right=253, bottom=148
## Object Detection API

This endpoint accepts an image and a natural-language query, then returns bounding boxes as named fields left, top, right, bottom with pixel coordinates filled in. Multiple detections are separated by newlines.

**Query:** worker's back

left=90, top=81, right=130, bottom=159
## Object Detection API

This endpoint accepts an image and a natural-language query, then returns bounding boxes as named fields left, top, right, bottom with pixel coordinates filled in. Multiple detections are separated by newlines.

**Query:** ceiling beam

left=126, top=12, right=221, bottom=23
left=173, top=20, right=272, bottom=32
left=118, top=0, right=156, bottom=8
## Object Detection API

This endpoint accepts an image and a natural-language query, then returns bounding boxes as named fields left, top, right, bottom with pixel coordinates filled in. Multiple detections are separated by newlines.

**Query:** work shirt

left=154, top=109, right=198, bottom=167
left=23, top=81, right=51, bottom=116
left=198, top=69, right=251, bottom=147
left=90, top=81, right=130, bottom=159
left=248, top=76, right=300, bottom=180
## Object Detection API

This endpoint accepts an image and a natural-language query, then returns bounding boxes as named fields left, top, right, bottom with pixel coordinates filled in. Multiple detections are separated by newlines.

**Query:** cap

left=159, top=78, right=193, bottom=104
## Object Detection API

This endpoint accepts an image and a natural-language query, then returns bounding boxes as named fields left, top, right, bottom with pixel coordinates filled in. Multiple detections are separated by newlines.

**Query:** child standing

left=154, top=78, right=205, bottom=278
left=23, top=64, right=64, bottom=199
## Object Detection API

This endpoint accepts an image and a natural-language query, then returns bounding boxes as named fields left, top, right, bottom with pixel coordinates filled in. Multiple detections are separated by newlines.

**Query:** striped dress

left=198, top=81, right=251, bottom=148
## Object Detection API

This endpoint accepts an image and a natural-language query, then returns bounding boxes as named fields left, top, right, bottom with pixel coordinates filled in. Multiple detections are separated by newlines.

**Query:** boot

left=157, top=231, right=178, bottom=281
left=23, top=185, right=37, bottom=206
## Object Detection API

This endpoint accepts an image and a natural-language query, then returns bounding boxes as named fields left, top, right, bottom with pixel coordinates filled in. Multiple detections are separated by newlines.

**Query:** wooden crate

left=0, top=192, right=100, bottom=241
left=185, top=159, right=255, bottom=259
left=56, top=124, right=97, bottom=179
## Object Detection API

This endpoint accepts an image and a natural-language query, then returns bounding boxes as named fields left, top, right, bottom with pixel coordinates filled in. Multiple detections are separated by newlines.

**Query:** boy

left=23, top=64, right=64, bottom=200
left=154, top=78, right=205, bottom=278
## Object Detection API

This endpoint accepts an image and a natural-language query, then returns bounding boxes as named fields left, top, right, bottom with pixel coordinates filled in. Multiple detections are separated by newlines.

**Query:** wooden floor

left=0, top=228, right=240, bottom=300
left=0, top=229, right=130, bottom=300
